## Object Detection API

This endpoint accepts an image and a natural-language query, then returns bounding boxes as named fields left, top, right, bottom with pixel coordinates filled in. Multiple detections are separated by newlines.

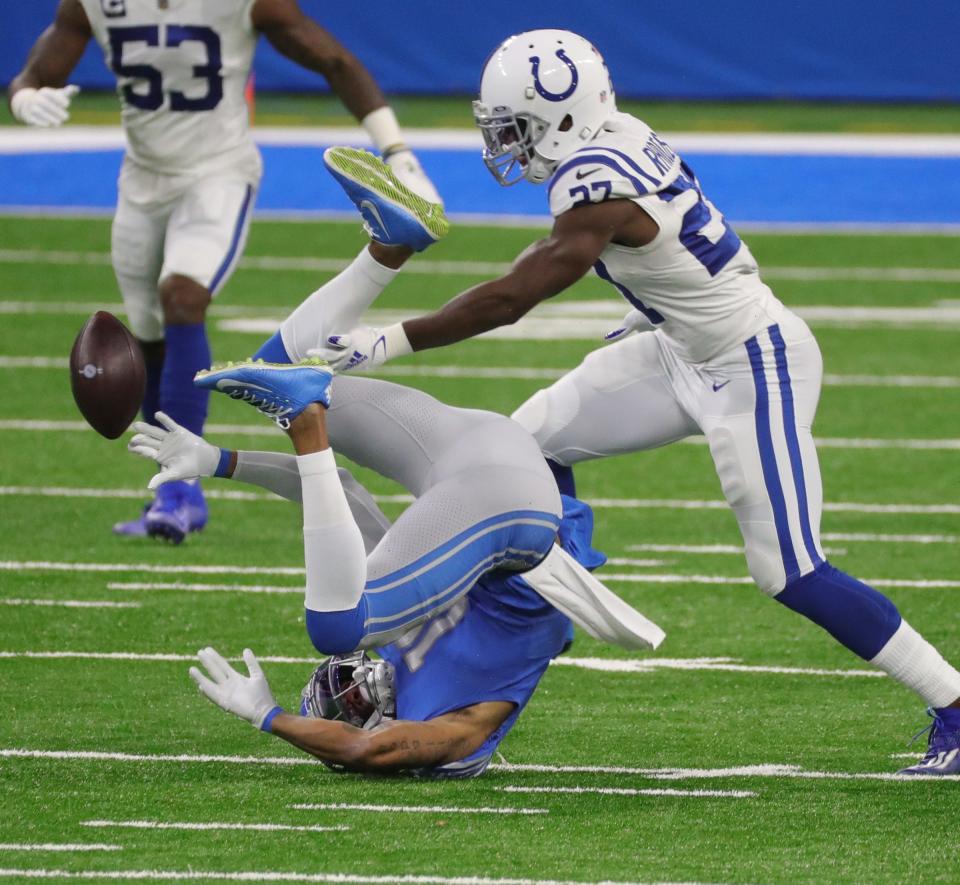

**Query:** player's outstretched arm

left=8, top=0, right=91, bottom=126
left=250, top=0, right=440, bottom=203
left=271, top=703, right=515, bottom=773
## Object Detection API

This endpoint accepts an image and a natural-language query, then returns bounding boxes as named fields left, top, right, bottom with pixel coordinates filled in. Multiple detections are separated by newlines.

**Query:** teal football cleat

left=323, top=146, right=449, bottom=251
left=194, top=358, right=334, bottom=428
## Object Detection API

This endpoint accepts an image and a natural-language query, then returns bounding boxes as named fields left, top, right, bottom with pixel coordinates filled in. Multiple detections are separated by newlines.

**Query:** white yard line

left=554, top=657, right=883, bottom=678
left=598, top=573, right=960, bottom=589
left=107, top=582, right=301, bottom=595
left=602, top=558, right=671, bottom=568
left=0, top=560, right=306, bottom=576
left=82, top=820, right=348, bottom=834
left=3, top=749, right=948, bottom=783
left=0, top=650, right=884, bottom=680
left=0, top=868, right=705, bottom=885
left=626, top=543, right=846, bottom=557
left=2, top=355, right=959, bottom=391
left=289, top=803, right=547, bottom=816
left=496, top=786, right=756, bottom=799
left=0, top=599, right=141, bottom=609
left=0, top=845, right=121, bottom=853
left=3, top=246, right=960, bottom=283
left=1, top=488, right=957, bottom=515
left=821, top=532, right=958, bottom=544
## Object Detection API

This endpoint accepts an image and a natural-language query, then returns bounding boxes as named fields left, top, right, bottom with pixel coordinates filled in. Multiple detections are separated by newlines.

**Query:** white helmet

left=473, top=30, right=616, bottom=185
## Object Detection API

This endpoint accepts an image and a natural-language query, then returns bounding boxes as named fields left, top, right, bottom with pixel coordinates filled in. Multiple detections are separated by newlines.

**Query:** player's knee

left=511, top=383, right=579, bottom=460
left=304, top=606, right=367, bottom=655
left=159, top=274, right=211, bottom=325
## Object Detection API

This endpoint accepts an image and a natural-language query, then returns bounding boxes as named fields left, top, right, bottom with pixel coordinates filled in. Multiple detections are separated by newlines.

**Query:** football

left=69, top=310, right=146, bottom=439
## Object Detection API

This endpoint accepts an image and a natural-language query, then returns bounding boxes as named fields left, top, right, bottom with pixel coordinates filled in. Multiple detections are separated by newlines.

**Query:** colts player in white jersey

left=7, top=0, right=440, bottom=544
left=306, top=30, right=960, bottom=776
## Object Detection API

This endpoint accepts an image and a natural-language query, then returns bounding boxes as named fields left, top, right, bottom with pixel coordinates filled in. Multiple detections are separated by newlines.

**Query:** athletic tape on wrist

left=260, top=705, right=283, bottom=733
left=215, top=448, right=234, bottom=478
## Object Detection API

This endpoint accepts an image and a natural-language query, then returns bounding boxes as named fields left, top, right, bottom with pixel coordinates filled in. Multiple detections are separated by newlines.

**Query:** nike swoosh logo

left=712, top=380, right=731, bottom=392
left=215, top=379, right=271, bottom=393
left=359, top=199, right=389, bottom=238
left=576, top=167, right=602, bottom=180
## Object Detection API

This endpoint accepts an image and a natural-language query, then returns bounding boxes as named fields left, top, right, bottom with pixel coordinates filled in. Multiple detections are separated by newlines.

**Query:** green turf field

left=1, top=214, right=959, bottom=884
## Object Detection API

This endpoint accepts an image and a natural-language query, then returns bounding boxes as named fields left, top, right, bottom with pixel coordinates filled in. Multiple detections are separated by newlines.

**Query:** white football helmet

left=473, top=30, right=616, bottom=185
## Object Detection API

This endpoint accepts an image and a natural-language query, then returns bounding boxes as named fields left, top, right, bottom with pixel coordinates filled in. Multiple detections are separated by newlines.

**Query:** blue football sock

left=775, top=561, right=902, bottom=660
left=160, top=322, right=211, bottom=436
left=139, top=340, right=164, bottom=427
left=253, top=331, right=292, bottom=364
left=547, top=459, right=576, bottom=497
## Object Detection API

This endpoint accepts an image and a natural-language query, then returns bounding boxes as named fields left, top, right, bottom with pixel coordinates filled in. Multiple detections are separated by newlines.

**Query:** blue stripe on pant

left=305, top=509, right=560, bottom=654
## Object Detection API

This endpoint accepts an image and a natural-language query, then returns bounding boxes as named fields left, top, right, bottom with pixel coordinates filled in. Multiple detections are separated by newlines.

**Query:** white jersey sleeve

left=78, top=0, right=261, bottom=179
left=546, top=112, right=784, bottom=363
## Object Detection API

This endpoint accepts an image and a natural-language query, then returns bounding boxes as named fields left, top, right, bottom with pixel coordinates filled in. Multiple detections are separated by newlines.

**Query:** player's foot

left=194, top=358, right=334, bottom=428
left=323, top=147, right=449, bottom=251
left=144, top=480, right=208, bottom=545
left=112, top=502, right=151, bottom=537
left=897, top=707, right=960, bottom=776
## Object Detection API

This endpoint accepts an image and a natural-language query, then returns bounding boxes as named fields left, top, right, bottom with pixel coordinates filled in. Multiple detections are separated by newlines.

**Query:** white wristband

left=381, top=322, right=413, bottom=361
left=361, top=106, right=404, bottom=155
left=10, top=88, right=38, bottom=124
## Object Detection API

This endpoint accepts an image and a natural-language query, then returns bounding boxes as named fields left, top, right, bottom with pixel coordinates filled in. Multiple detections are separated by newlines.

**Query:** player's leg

left=511, top=331, right=701, bottom=496
left=151, top=176, right=257, bottom=542
left=701, top=319, right=960, bottom=771
left=110, top=189, right=169, bottom=536
left=256, top=243, right=410, bottom=364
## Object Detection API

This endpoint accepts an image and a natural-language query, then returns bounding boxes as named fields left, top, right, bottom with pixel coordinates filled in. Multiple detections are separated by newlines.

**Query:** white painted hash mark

left=289, top=803, right=548, bottom=815
left=0, top=598, right=141, bottom=609
left=496, top=786, right=757, bottom=799
left=107, top=582, right=302, bottom=595
left=0, top=749, right=318, bottom=766
left=0, top=844, right=121, bottom=852
left=599, top=573, right=960, bottom=589
left=82, top=820, right=349, bottom=834
left=0, top=867, right=696, bottom=885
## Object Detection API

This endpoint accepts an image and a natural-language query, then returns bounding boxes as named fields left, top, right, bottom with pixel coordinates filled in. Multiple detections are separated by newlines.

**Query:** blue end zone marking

left=209, top=184, right=254, bottom=294
left=4, top=147, right=960, bottom=224
left=745, top=334, right=799, bottom=582
left=768, top=324, right=822, bottom=569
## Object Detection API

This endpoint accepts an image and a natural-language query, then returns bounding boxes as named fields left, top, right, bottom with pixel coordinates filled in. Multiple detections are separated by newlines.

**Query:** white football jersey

left=79, top=0, right=261, bottom=179
left=548, top=112, right=784, bottom=363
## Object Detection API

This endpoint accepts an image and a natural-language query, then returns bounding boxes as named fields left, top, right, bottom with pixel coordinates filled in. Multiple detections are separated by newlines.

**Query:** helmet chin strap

left=525, top=154, right=558, bottom=184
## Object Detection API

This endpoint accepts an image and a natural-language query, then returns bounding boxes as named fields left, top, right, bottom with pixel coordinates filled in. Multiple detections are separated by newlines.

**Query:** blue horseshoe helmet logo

left=528, top=49, right=579, bottom=102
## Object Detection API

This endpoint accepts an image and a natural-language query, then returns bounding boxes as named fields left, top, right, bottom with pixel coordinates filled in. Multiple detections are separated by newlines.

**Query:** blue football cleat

left=323, top=147, right=449, bottom=252
left=194, top=358, right=334, bottom=428
left=144, top=480, right=208, bottom=545
left=897, top=707, right=960, bottom=776
left=112, top=502, right=151, bottom=537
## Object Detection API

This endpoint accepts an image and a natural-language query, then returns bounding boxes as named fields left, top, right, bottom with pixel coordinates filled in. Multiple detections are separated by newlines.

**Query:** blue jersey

left=378, top=570, right=572, bottom=778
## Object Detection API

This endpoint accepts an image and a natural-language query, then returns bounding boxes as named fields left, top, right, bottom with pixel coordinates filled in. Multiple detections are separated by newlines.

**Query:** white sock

left=298, top=449, right=368, bottom=613
left=280, top=248, right=399, bottom=361
left=870, top=619, right=960, bottom=708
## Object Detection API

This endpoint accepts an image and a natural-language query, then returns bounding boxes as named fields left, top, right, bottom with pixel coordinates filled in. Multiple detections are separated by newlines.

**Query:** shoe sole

left=195, top=358, right=332, bottom=390
left=323, top=147, right=450, bottom=243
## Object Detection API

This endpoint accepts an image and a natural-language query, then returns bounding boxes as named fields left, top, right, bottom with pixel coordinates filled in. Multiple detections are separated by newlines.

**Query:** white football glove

left=603, top=308, right=658, bottom=342
left=128, top=411, right=221, bottom=490
left=385, top=148, right=443, bottom=206
left=189, top=647, right=281, bottom=731
left=11, top=85, right=80, bottom=128
left=313, top=322, right=412, bottom=373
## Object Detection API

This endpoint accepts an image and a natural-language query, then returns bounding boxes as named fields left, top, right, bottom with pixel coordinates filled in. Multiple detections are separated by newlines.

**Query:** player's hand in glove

left=603, top=308, right=658, bottom=342
left=128, top=411, right=222, bottom=490
left=189, top=647, right=282, bottom=731
left=384, top=147, right=443, bottom=206
left=10, top=85, right=80, bottom=128
left=313, top=322, right=412, bottom=373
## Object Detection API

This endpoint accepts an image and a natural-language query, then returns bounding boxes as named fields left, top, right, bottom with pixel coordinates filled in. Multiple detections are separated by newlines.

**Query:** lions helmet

left=473, top=29, right=616, bottom=185
left=300, top=650, right=396, bottom=730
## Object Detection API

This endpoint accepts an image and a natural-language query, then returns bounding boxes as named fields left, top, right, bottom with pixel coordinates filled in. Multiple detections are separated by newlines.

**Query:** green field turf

left=3, top=90, right=960, bottom=133
left=0, top=214, right=959, bottom=885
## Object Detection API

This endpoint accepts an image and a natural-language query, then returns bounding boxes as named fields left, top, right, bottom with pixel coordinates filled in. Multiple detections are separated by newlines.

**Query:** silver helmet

left=300, top=650, right=396, bottom=730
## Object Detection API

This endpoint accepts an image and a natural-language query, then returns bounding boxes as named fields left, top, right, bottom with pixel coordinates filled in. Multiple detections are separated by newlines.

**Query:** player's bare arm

left=250, top=0, right=386, bottom=121
left=402, top=198, right=658, bottom=352
left=271, top=702, right=514, bottom=772
left=8, top=0, right=90, bottom=125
